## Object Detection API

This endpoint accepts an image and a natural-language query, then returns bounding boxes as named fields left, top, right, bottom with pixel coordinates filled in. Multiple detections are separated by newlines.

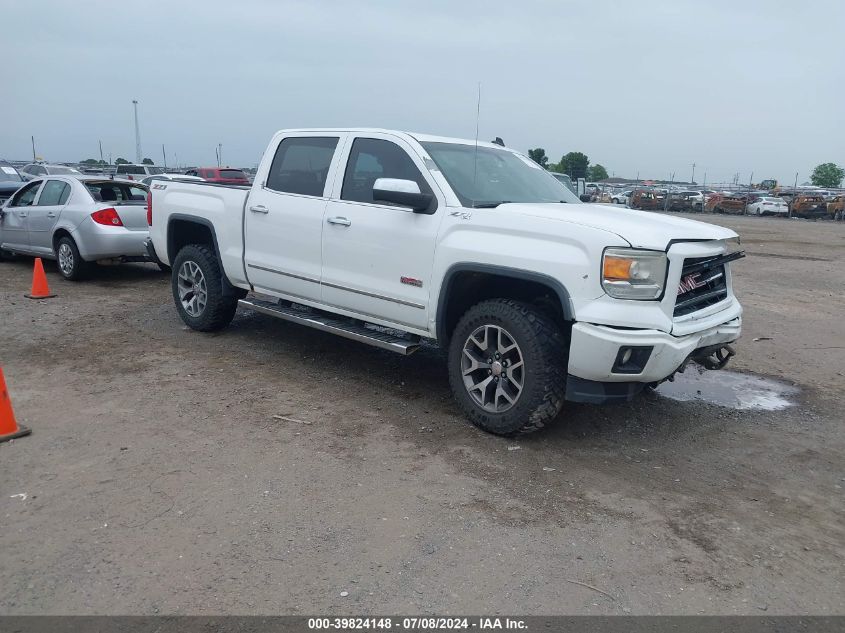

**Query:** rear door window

left=220, top=169, right=246, bottom=179
left=36, top=180, right=71, bottom=206
left=266, top=137, right=339, bottom=197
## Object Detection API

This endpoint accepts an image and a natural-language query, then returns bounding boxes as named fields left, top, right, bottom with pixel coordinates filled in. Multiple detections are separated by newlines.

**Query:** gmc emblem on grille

left=677, top=273, right=707, bottom=296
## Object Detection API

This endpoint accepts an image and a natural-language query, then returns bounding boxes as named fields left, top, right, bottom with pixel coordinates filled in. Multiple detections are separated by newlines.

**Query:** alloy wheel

left=58, top=243, right=74, bottom=276
left=461, top=324, right=525, bottom=412
left=177, top=260, right=208, bottom=317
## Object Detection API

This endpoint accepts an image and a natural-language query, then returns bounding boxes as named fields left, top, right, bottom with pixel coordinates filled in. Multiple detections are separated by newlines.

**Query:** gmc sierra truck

left=146, top=128, right=743, bottom=436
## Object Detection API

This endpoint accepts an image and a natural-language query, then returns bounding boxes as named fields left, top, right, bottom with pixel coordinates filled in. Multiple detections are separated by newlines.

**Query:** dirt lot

left=1, top=214, right=843, bottom=615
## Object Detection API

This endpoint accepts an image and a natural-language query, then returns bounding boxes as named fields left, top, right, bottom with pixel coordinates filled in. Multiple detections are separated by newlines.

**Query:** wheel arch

left=167, top=214, right=245, bottom=299
left=435, top=263, right=574, bottom=347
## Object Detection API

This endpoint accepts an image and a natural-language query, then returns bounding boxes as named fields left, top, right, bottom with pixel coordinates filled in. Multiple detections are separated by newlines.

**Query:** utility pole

left=132, top=100, right=142, bottom=164
left=99, top=140, right=104, bottom=164
left=217, top=143, right=223, bottom=167
left=790, top=171, right=798, bottom=218
left=162, top=144, right=167, bottom=170
left=691, top=162, right=696, bottom=185
left=745, top=172, right=753, bottom=215
left=31, top=136, right=36, bottom=161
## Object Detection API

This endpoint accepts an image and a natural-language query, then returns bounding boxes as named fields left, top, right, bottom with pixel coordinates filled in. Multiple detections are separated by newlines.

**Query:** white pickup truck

left=146, top=128, right=743, bottom=435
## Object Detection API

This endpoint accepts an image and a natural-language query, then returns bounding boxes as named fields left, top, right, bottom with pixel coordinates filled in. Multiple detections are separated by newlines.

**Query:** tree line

left=79, top=157, right=156, bottom=166
left=527, top=148, right=608, bottom=181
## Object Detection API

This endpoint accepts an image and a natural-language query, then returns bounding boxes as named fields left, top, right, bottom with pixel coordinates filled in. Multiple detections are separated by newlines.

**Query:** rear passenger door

left=244, top=133, right=346, bottom=302
left=28, top=179, right=71, bottom=254
left=0, top=181, right=43, bottom=251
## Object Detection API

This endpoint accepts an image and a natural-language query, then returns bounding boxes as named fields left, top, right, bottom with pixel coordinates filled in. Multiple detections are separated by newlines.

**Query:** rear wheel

left=447, top=299, right=567, bottom=436
left=56, top=236, right=89, bottom=281
left=171, top=244, right=238, bottom=331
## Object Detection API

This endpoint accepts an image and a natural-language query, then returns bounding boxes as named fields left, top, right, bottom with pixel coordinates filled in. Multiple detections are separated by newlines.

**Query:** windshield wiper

left=472, top=200, right=511, bottom=208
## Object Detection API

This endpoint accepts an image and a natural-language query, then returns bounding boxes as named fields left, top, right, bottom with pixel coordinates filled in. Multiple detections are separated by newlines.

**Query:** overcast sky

left=3, top=0, right=843, bottom=184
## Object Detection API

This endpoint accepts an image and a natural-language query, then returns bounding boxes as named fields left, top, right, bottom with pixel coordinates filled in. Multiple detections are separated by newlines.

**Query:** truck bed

left=148, top=179, right=251, bottom=286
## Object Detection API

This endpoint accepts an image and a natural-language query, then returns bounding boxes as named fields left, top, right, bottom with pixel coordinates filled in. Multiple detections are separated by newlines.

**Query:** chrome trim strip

left=247, top=263, right=320, bottom=284
left=322, top=280, right=425, bottom=309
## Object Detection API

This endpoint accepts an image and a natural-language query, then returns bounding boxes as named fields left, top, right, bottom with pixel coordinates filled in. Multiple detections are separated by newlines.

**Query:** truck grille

left=673, top=255, right=732, bottom=317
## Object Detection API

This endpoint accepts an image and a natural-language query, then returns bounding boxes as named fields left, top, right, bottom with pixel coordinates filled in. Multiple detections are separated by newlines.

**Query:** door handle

left=47, top=212, right=56, bottom=218
left=249, top=205, right=269, bottom=214
left=327, top=216, right=351, bottom=227
left=19, top=211, right=27, bottom=217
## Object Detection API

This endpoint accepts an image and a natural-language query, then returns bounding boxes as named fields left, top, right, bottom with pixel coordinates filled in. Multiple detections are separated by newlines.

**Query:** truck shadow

left=227, top=309, right=740, bottom=446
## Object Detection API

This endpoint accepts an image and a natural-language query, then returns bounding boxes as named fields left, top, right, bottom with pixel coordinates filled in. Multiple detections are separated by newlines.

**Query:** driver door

left=0, top=180, right=43, bottom=251
left=321, top=134, right=442, bottom=331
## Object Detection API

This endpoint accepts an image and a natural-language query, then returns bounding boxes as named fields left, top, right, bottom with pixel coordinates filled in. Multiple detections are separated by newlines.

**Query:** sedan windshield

left=421, top=142, right=580, bottom=207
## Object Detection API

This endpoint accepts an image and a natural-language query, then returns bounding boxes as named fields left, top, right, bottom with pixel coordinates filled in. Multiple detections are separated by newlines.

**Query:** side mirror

left=579, top=194, right=593, bottom=202
left=373, top=178, right=434, bottom=214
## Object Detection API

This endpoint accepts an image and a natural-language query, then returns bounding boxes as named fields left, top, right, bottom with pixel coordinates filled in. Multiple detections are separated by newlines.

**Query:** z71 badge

left=400, top=276, right=423, bottom=287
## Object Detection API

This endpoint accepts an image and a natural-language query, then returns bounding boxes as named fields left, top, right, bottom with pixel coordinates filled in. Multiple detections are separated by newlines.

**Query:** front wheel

left=171, top=244, right=238, bottom=331
left=447, top=299, right=567, bottom=436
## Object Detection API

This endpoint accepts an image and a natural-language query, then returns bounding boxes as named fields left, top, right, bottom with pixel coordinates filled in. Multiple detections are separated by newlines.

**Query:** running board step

left=238, top=298, right=421, bottom=355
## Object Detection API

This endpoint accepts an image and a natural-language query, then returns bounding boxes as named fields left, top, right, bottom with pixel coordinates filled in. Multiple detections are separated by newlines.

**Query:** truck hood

left=501, top=202, right=737, bottom=250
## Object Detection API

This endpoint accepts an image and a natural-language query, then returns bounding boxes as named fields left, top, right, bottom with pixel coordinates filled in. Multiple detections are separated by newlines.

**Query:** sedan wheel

left=55, top=236, right=89, bottom=280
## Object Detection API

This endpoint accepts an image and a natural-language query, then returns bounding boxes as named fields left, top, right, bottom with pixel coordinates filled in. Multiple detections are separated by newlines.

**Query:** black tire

left=171, top=244, right=238, bottom=331
left=447, top=298, right=567, bottom=436
left=56, top=236, right=90, bottom=280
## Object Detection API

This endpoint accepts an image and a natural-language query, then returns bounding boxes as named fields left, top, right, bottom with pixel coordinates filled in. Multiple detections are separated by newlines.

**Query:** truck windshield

left=421, top=142, right=581, bottom=207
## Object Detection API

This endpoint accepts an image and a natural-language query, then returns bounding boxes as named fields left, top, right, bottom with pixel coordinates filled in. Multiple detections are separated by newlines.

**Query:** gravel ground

left=1, top=213, right=843, bottom=615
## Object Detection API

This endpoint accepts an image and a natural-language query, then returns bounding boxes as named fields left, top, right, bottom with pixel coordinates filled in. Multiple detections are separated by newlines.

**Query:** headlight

left=602, top=248, right=667, bottom=300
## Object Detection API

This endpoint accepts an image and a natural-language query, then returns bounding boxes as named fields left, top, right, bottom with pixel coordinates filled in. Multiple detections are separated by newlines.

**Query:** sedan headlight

left=602, top=248, right=668, bottom=300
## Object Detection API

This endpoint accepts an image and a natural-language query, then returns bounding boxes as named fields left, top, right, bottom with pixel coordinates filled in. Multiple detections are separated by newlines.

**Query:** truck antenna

left=473, top=82, right=481, bottom=188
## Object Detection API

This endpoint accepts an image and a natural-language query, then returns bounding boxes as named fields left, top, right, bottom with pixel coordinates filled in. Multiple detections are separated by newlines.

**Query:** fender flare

left=167, top=214, right=244, bottom=298
left=435, top=262, right=575, bottom=346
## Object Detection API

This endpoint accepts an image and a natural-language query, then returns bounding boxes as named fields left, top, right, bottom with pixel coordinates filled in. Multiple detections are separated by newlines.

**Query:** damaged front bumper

left=564, top=316, right=742, bottom=404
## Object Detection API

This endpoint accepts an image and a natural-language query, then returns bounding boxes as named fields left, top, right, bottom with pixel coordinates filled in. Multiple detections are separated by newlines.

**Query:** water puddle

left=655, top=365, right=798, bottom=411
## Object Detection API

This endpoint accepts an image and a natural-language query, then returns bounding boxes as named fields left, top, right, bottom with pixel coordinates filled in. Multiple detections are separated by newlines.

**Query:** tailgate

left=113, top=202, right=149, bottom=230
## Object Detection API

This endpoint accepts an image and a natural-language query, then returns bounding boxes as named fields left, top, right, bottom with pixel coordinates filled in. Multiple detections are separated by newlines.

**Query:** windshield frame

left=421, top=141, right=581, bottom=208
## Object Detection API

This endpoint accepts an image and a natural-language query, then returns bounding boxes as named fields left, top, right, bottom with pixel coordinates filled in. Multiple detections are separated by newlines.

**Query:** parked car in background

left=115, top=163, right=164, bottom=180
left=0, top=160, right=26, bottom=207
left=20, top=163, right=82, bottom=181
left=788, top=194, right=828, bottom=219
left=549, top=172, right=576, bottom=194
left=628, top=189, right=665, bottom=210
left=611, top=190, right=632, bottom=205
left=0, top=176, right=152, bottom=279
left=747, top=196, right=789, bottom=216
left=666, top=191, right=700, bottom=212
left=826, top=194, right=844, bottom=220
left=141, top=174, right=205, bottom=186
left=184, top=167, right=250, bottom=185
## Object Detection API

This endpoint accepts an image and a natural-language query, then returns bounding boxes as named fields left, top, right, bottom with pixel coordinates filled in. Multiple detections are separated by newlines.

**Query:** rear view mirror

left=373, top=178, right=434, bottom=214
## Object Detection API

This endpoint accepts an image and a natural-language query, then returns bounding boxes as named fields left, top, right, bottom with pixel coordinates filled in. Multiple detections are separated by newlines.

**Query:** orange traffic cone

left=0, top=368, right=31, bottom=443
left=25, top=257, right=56, bottom=299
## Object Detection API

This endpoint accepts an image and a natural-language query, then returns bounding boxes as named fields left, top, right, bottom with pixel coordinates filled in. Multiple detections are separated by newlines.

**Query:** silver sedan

left=0, top=176, right=152, bottom=280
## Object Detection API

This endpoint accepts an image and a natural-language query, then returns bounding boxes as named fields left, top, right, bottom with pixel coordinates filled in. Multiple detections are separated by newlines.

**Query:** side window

left=10, top=182, right=42, bottom=207
left=34, top=165, right=47, bottom=175
left=36, top=180, right=70, bottom=206
left=117, top=165, right=129, bottom=174
left=341, top=138, right=430, bottom=205
left=265, top=136, right=339, bottom=196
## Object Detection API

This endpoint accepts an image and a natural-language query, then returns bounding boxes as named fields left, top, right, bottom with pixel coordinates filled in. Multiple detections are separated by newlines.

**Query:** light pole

left=691, top=162, right=696, bottom=185
left=132, top=100, right=142, bottom=164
